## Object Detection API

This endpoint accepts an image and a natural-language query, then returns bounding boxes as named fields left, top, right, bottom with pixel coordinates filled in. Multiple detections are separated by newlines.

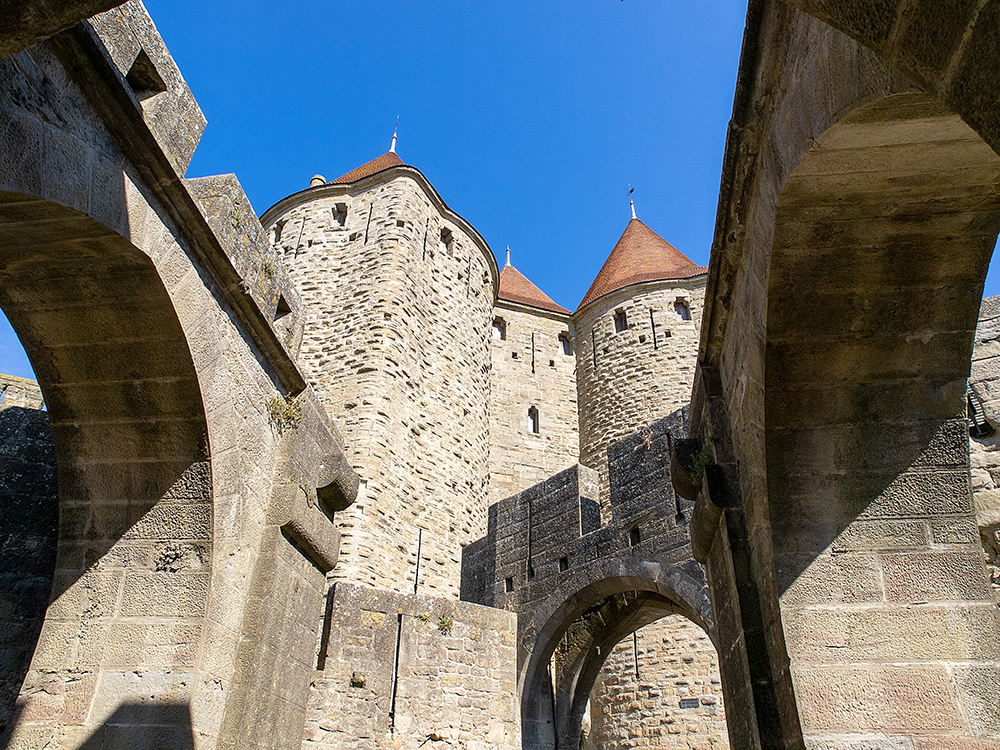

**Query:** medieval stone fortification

left=1, top=1, right=1000, bottom=749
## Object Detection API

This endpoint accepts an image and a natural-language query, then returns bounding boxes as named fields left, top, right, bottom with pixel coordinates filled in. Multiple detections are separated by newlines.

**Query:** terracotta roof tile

left=498, top=264, right=570, bottom=315
left=330, top=152, right=406, bottom=184
left=577, top=219, right=706, bottom=311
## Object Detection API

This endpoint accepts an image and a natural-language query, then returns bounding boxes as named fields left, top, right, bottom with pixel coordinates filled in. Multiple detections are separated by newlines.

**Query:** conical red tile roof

left=330, top=152, right=406, bottom=184
left=577, top=219, right=706, bottom=311
left=499, top=264, right=570, bottom=315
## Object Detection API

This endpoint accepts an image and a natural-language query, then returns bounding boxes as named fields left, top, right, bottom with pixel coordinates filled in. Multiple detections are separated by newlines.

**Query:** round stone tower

left=260, top=148, right=499, bottom=598
left=574, top=212, right=708, bottom=500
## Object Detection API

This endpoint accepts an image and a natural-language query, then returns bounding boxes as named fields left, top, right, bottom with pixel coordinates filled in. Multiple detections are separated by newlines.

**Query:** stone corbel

left=268, top=482, right=341, bottom=573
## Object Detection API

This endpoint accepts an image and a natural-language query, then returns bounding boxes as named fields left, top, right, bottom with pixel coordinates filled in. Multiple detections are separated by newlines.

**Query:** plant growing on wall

left=266, top=394, right=302, bottom=432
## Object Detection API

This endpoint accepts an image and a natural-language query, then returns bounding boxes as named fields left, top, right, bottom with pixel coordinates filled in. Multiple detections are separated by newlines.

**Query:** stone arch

left=519, top=558, right=714, bottom=749
left=763, top=87, right=1000, bottom=741
left=0, top=189, right=213, bottom=741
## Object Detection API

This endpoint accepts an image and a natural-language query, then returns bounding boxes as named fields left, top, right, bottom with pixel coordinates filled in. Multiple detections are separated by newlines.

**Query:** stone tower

left=570, top=214, right=726, bottom=750
left=574, top=215, right=708, bottom=503
left=260, top=148, right=499, bottom=598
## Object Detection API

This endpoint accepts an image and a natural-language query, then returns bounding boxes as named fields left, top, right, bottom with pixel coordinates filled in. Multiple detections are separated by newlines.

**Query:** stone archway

left=764, top=89, right=1000, bottom=743
left=690, top=3, right=1000, bottom=745
left=518, top=562, right=716, bottom=750
left=0, top=191, right=213, bottom=744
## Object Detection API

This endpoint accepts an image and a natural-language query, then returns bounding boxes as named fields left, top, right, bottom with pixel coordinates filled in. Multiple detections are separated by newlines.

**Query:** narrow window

left=528, top=406, right=539, bottom=434
left=272, top=219, right=287, bottom=245
left=614, top=309, right=628, bottom=333
left=333, top=203, right=347, bottom=227
left=674, top=298, right=691, bottom=321
left=505, top=577, right=514, bottom=593
left=559, top=333, right=573, bottom=355
left=629, top=527, right=641, bottom=547
left=559, top=556, right=569, bottom=572
left=492, top=317, right=506, bottom=341
left=440, top=228, right=453, bottom=255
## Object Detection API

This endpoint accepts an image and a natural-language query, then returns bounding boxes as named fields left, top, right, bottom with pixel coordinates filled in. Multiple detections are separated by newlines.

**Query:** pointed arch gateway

left=518, top=557, right=717, bottom=750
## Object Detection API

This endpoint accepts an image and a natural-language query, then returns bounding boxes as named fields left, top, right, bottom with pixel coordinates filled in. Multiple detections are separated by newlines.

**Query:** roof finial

left=505, top=246, right=511, bottom=267
left=390, top=116, right=399, bottom=153
left=629, top=184, right=637, bottom=220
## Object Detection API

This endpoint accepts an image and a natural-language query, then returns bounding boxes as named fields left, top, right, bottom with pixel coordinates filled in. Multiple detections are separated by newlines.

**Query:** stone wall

left=587, top=615, right=728, bottom=750
left=265, top=173, right=496, bottom=598
left=303, top=582, right=519, bottom=750
left=0, top=392, right=55, bottom=736
left=488, top=301, right=578, bottom=503
left=968, top=295, right=1000, bottom=597
left=0, top=373, right=44, bottom=409
left=575, top=278, right=706, bottom=506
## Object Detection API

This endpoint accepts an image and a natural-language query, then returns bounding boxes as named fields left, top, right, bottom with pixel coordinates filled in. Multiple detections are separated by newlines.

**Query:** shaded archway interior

left=764, top=92, right=1000, bottom=588
left=0, top=192, right=208, bottom=599
left=556, top=591, right=711, bottom=750
left=0, top=190, right=210, bottom=599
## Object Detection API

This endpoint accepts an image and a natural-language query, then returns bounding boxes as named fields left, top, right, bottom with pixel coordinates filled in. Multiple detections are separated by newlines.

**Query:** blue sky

left=1, top=1, right=997, bottom=380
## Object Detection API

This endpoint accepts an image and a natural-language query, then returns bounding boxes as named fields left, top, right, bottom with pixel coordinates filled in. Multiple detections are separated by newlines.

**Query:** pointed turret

left=498, top=256, right=570, bottom=315
left=577, top=219, right=706, bottom=311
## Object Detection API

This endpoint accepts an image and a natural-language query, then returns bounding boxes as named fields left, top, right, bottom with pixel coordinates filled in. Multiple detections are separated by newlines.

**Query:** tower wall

left=488, top=302, right=579, bottom=503
left=264, top=172, right=496, bottom=597
left=575, top=278, right=706, bottom=499
left=574, top=276, right=719, bottom=749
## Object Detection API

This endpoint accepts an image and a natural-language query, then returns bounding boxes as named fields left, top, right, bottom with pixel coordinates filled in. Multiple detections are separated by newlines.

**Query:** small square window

left=674, top=298, right=691, bottom=321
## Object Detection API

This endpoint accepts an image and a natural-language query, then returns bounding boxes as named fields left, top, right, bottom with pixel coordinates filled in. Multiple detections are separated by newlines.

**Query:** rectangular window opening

left=505, top=577, right=514, bottom=593
left=559, top=556, right=569, bottom=572
left=629, top=526, right=641, bottom=547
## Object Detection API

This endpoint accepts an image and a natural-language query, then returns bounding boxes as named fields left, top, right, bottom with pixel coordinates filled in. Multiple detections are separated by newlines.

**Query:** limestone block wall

left=968, top=295, right=1000, bottom=596
left=265, top=173, right=496, bottom=597
left=0, top=374, right=44, bottom=409
left=303, top=583, right=520, bottom=750
left=586, top=616, right=729, bottom=750
left=576, top=278, right=706, bottom=504
left=488, top=302, right=578, bottom=503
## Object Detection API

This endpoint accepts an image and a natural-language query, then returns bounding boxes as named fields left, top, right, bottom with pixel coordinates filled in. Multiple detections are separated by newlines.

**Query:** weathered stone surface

left=303, top=583, right=520, bottom=750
